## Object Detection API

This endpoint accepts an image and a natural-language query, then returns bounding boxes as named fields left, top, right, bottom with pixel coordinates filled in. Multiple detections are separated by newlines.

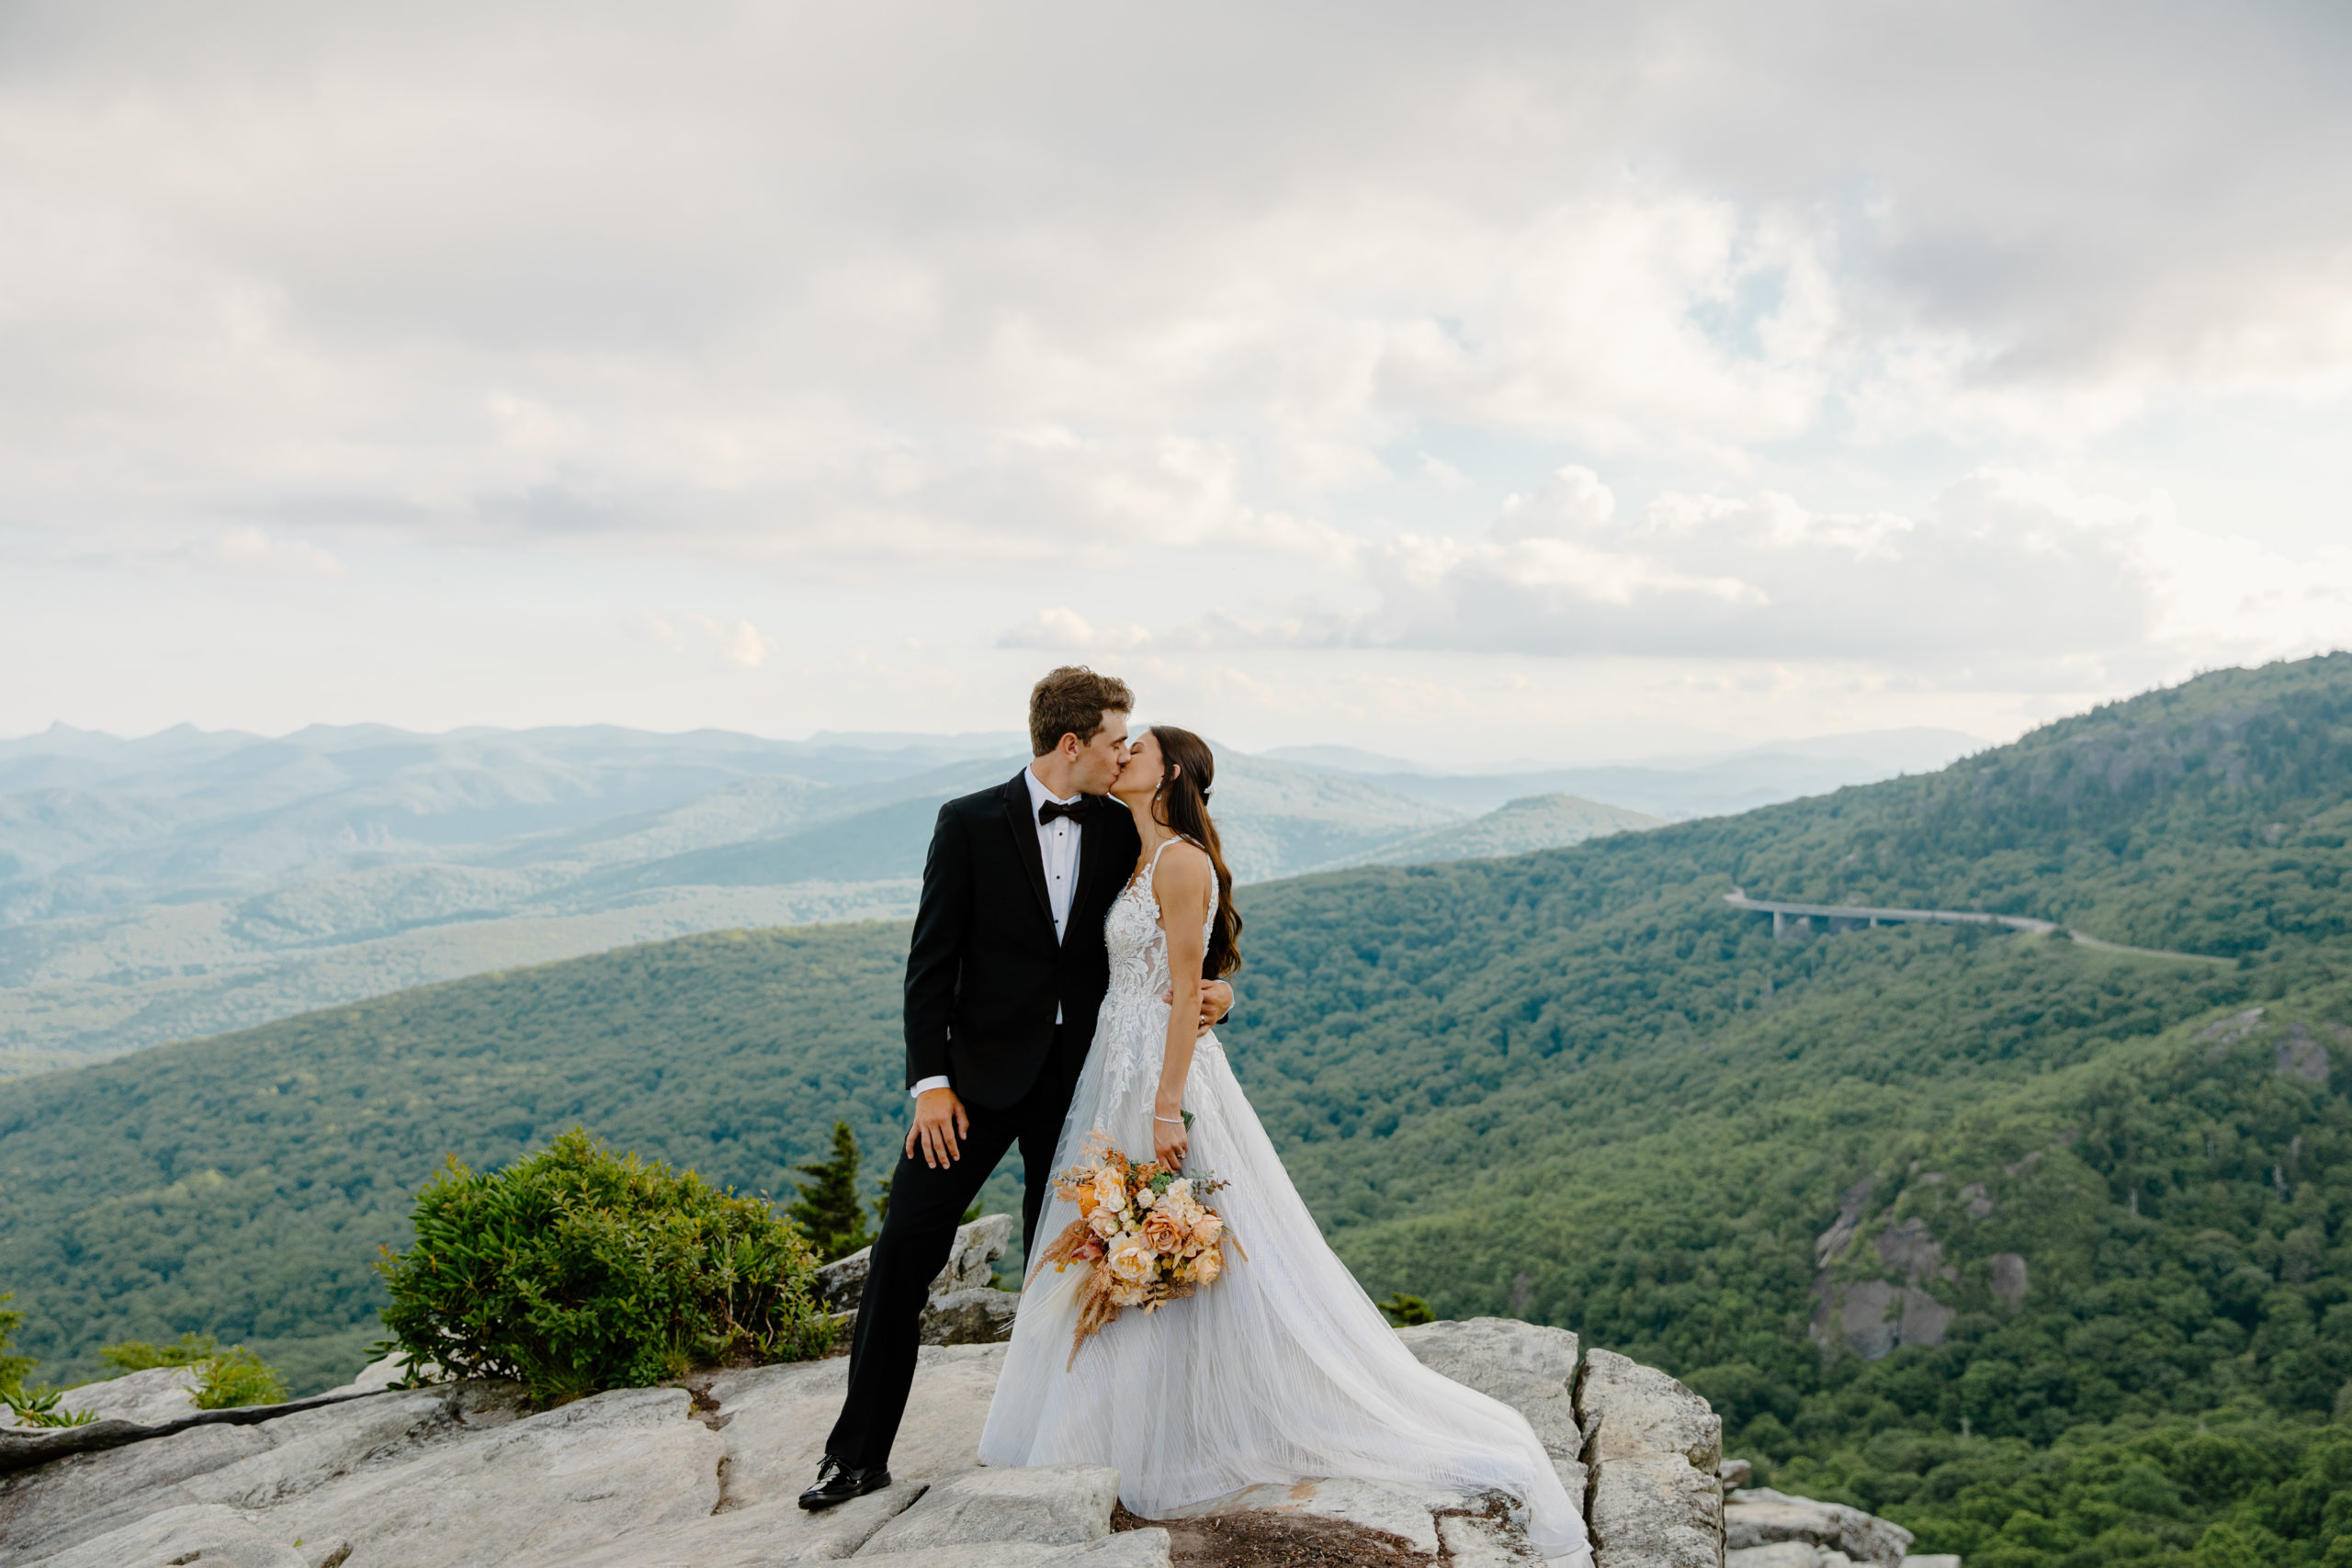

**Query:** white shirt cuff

left=909, top=1075, right=953, bottom=1100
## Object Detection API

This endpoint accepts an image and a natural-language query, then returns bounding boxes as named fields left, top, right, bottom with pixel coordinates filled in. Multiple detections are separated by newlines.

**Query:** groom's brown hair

left=1029, top=665, right=1134, bottom=757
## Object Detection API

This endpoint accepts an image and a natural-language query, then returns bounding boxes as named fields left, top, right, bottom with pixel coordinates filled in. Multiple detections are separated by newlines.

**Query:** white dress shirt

left=910, top=763, right=1083, bottom=1100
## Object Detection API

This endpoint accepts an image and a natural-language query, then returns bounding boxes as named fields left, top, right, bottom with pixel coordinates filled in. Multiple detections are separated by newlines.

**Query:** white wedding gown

left=978, top=840, right=1592, bottom=1565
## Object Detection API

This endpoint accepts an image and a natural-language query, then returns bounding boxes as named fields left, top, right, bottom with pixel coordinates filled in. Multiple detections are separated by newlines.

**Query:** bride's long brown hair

left=1146, top=725, right=1242, bottom=978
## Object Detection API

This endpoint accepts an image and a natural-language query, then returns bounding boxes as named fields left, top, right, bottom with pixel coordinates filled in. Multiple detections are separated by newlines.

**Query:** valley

left=1, top=659, right=2345, bottom=1562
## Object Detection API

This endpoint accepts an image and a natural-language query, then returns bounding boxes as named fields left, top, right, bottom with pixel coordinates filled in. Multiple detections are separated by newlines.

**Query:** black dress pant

left=824, top=1027, right=1080, bottom=1469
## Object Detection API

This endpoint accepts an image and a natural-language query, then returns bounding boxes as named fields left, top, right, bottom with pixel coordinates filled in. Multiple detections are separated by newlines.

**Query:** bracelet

left=1154, top=1114, right=1185, bottom=1124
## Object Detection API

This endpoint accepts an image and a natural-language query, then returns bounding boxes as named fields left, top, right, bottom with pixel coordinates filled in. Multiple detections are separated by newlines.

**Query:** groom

left=800, top=665, right=1234, bottom=1509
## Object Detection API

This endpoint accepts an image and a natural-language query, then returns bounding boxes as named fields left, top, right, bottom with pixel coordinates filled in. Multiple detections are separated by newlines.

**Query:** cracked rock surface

left=0, top=1320, right=1931, bottom=1568
left=1722, top=1489, right=1917, bottom=1568
left=1400, top=1316, right=1589, bottom=1509
left=0, top=1366, right=204, bottom=1430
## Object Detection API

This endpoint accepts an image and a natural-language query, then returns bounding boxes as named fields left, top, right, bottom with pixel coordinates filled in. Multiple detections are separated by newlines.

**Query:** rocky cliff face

left=0, top=1314, right=1942, bottom=1568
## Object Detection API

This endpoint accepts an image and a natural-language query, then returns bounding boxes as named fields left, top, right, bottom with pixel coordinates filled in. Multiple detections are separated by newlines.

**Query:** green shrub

left=100, top=1332, right=287, bottom=1410
left=0, top=1292, right=33, bottom=1397
left=1376, top=1292, right=1436, bottom=1326
left=100, top=1333, right=218, bottom=1371
left=0, top=1291, right=92, bottom=1427
left=378, top=1127, right=833, bottom=1404
left=0, top=1385, right=96, bottom=1427
left=193, top=1346, right=288, bottom=1409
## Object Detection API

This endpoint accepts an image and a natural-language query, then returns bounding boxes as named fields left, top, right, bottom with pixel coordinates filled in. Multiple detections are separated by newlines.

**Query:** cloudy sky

left=4, top=1, right=2347, bottom=762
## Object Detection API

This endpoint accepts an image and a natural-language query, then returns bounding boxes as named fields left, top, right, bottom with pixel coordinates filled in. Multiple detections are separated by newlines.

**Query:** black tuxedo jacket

left=903, top=771, right=1141, bottom=1109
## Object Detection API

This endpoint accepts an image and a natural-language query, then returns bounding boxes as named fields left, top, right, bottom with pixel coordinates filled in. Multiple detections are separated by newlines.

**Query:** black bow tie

left=1038, top=798, right=1089, bottom=824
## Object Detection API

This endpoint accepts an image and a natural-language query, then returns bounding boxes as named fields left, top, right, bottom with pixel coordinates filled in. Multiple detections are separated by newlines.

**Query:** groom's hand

left=908, top=1086, right=969, bottom=1168
left=1159, top=981, right=1233, bottom=1034
left=1201, top=980, right=1233, bottom=1026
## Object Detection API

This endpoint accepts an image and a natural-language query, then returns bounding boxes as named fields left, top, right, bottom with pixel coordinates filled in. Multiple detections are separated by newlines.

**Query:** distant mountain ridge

left=1319, top=793, right=1664, bottom=869
left=0, top=720, right=1969, bottom=1075
left=0, top=730, right=1545, bottom=1073
left=1265, top=727, right=1984, bottom=818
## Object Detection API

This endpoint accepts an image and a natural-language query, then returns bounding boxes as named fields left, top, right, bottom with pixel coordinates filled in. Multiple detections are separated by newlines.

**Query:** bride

left=978, top=726, right=1592, bottom=1566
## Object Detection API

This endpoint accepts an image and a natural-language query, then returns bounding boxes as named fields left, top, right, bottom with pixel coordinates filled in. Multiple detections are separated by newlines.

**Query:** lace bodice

left=1095, top=836, right=1221, bottom=1105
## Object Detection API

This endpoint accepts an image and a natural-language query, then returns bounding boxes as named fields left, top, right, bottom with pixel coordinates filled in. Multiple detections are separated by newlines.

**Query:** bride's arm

left=1152, top=844, right=1214, bottom=1171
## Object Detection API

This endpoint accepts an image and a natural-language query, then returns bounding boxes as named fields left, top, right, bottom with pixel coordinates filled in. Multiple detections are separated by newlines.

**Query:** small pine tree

left=789, top=1122, right=874, bottom=1262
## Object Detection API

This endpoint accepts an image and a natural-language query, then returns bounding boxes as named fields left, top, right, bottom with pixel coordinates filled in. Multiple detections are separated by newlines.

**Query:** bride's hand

left=1153, top=1110, right=1188, bottom=1171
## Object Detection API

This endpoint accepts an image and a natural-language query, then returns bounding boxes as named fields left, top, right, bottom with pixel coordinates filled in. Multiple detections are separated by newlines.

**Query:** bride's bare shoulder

left=1151, top=837, right=1213, bottom=889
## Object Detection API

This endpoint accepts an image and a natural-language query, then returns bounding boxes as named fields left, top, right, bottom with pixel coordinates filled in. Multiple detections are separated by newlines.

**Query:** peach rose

left=1091, top=1167, right=1129, bottom=1216
left=1141, top=1207, right=1188, bottom=1255
left=1189, top=1211, right=1225, bottom=1248
left=1106, top=1235, right=1158, bottom=1285
left=1088, top=1204, right=1123, bottom=1239
left=1192, top=1245, right=1223, bottom=1285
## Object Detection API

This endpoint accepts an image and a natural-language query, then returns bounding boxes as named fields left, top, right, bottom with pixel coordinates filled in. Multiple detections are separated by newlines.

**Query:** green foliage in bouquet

left=378, top=1127, right=833, bottom=1404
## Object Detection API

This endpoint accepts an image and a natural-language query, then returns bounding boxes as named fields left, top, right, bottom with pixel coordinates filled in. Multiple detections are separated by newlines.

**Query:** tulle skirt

left=978, top=1019, right=1591, bottom=1564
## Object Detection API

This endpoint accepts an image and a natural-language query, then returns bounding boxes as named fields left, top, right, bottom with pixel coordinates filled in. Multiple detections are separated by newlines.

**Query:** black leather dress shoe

left=798, top=1454, right=892, bottom=1510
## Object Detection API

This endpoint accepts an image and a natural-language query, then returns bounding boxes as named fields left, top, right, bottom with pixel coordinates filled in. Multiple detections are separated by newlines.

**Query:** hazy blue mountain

left=1256, top=743, right=1438, bottom=775
left=1274, top=727, right=1984, bottom=818
left=0, top=716, right=1984, bottom=1076
left=0, top=729, right=1504, bottom=1073
left=0, top=725, right=1000, bottom=919
left=1321, top=793, right=1666, bottom=867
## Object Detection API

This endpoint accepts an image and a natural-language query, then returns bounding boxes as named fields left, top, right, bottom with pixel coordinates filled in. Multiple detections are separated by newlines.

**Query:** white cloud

left=1207, top=466, right=2190, bottom=682
left=1491, top=467, right=1616, bottom=543
left=2, top=2, right=2344, bottom=582
left=643, top=613, right=773, bottom=670
left=14, top=524, right=351, bottom=579
left=714, top=620, right=771, bottom=671
left=4, top=2, right=2350, bottom=748
left=1419, top=453, right=1473, bottom=491
left=200, top=526, right=346, bottom=579
left=998, top=606, right=1154, bottom=653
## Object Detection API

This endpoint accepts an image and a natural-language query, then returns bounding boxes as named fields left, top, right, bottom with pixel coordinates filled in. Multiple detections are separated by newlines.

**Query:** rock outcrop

left=820, top=1213, right=1024, bottom=1346
left=0, top=1365, right=204, bottom=1430
left=0, top=1317, right=1941, bottom=1568
left=1724, top=1487, right=1917, bottom=1567
left=1578, top=1348, right=1724, bottom=1568
left=1398, top=1314, right=1589, bottom=1505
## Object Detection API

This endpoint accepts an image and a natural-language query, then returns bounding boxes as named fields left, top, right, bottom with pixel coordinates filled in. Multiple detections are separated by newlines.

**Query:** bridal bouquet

left=1034, top=1134, right=1243, bottom=1366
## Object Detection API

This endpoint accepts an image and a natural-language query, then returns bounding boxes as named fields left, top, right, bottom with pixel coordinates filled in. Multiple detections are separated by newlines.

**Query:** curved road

left=1723, top=889, right=2232, bottom=965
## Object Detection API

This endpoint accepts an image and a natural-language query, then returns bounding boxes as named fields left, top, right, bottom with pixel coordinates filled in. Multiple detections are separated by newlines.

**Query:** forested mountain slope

left=2, top=655, right=2347, bottom=1563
